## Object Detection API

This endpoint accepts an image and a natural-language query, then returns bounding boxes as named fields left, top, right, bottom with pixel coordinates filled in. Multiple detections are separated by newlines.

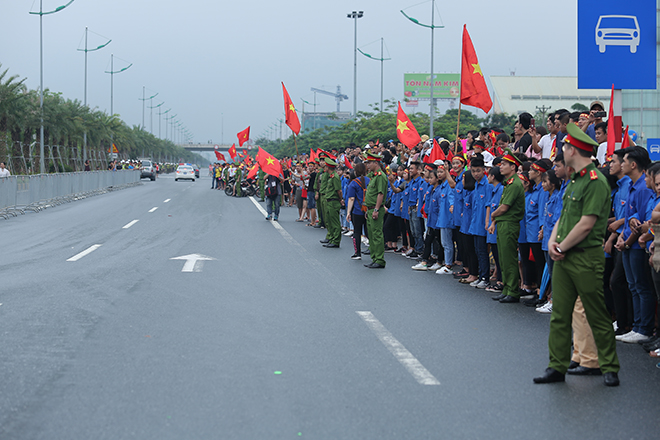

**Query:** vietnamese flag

left=214, top=151, right=226, bottom=162
left=621, top=125, right=630, bottom=149
left=257, top=147, right=283, bottom=177
left=446, top=148, right=454, bottom=162
left=237, top=126, right=250, bottom=146
left=228, top=144, right=237, bottom=160
left=243, top=149, right=248, bottom=157
left=606, top=84, right=616, bottom=159
left=429, top=138, right=446, bottom=163
left=246, top=164, right=258, bottom=180
left=396, top=102, right=421, bottom=149
left=308, top=149, right=317, bottom=164
left=344, top=155, right=353, bottom=169
left=282, top=82, right=301, bottom=135
left=460, top=25, right=492, bottom=113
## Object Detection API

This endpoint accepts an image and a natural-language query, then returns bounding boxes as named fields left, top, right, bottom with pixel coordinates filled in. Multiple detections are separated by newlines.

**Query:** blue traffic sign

left=578, top=0, right=656, bottom=89
left=647, top=138, right=660, bottom=161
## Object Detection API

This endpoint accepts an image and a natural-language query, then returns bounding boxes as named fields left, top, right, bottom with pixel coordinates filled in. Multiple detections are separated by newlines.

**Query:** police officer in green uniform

left=490, top=149, right=525, bottom=302
left=316, top=155, right=328, bottom=229
left=234, top=164, right=243, bottom=197
left=363, top=151, right=387, bottom=268
left=320, top=158, right=343, bottom=248
left=533, top=123, right=620, bottom=387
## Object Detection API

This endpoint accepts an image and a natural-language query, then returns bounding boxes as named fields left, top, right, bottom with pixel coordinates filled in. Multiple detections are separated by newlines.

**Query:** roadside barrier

left=0, top=170, right=140, bottom=219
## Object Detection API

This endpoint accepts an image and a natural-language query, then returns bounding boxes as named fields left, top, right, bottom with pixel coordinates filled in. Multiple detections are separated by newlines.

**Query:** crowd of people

left=210, top=102, right=660, bottom=384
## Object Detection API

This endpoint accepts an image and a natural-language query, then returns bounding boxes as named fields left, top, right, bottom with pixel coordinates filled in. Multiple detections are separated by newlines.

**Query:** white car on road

left=175, top=165, right=195, bottom=182
left=596, top=15, right=640, bottom=54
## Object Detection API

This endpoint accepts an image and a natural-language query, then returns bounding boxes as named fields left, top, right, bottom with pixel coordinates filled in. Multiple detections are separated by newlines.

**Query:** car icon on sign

left=596, top=15, right=640, bottom=53
left=650, top=144, right=660, bottom=154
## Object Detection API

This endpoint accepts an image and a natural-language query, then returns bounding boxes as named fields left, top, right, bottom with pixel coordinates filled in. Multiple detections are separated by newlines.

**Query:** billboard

left=578, top=0, right=656, bottom=89
left=404, top=73, right=460, bottom=100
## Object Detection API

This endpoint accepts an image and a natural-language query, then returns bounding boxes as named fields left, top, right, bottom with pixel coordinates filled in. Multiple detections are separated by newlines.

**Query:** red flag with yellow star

left=396, top=102, right=422, bottom=149
left=282, top=82, right=301, bottom=135
left=237, top=126, right=250, bottom=146
left=228, top=144, right=237, bottom=160
left=257, top=147, right=283, bottom=177
left=246, top=163, right=258, bottom=180
left=460, top=25, right=492, bottom=113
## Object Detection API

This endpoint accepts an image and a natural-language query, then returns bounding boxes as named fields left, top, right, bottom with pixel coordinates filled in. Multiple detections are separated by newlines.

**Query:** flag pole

left=454, top=102, right=462, bottom=154
left=294, top=134, right=299, bottom=161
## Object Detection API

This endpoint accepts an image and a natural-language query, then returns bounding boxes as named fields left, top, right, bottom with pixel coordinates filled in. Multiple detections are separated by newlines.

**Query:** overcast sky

left=1, top=0, right=578, bottom=145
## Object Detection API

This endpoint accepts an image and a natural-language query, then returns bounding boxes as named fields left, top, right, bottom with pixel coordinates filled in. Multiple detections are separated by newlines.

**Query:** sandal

left=651, top=349, right=660, bottom=358
left=485, top=283, right=503, bottom=293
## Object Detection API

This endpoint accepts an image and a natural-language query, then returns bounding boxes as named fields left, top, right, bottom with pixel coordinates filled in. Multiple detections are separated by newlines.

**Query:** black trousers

left=421, top=228, right=440, bottom=263
left=610, top=248, right=633, bottom=330
left=461, top=232, right=478, bottom=276
left=401, top=218, right=412, bottom=248
left=384, top=213, right=399, bottom=243
left=352, top=213, right=367, bottom=254
left=490, top=243, right=502, bottom=282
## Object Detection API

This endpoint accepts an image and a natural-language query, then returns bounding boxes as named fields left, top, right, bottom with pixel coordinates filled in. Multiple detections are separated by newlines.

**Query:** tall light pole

left=401, top=1, right=444, bottom=139
left=358, top=38, right=391, bottom=113
left=104, top=54, right=132, bottom=117
left=77, top=26, right=110, bottom=162
left=347, top=10, right=363, bottom=119
left=158, top=108, right=171, bottom=138
left=148, top=97, right=161, bottom=135
left=139, top=88, right=158, bottom=131
left=30, top=0, right=76, bottom=174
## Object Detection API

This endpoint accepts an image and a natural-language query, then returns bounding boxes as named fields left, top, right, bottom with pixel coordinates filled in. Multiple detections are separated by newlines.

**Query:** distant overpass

left=178, top=143, right=256, bottom=153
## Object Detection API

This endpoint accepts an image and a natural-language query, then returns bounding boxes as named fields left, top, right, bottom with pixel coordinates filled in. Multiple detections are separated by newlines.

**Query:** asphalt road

left=1, top=174, right=658, bottom=439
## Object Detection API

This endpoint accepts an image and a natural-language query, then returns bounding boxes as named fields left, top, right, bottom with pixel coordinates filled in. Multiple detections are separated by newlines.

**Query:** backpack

left=266, top=176, right=278, bottom=198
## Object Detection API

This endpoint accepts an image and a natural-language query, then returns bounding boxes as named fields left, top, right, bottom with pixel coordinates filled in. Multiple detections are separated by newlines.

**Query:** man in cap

left=534, top=123, right=620, bottom=387
left=490, top=149, right=525, bottom=303
left=320, top=158, right=343, bottom=248
left=363, top=152, right=388, bottom=268
left=583, top=100, right=606, bottom=142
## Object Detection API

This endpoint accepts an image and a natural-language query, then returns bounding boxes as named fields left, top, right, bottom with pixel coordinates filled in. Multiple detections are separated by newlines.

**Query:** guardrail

left=0, top=170, right=141, bottom=219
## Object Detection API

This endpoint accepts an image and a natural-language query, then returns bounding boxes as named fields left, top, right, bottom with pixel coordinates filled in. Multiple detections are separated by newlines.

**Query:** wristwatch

left=625, top=244, right=631, bottom=250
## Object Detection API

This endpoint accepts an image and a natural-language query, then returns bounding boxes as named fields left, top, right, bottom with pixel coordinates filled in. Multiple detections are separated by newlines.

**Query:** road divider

left=356, top=311, right=440, bottom=386
left=67, top=244, right=103, bottom=262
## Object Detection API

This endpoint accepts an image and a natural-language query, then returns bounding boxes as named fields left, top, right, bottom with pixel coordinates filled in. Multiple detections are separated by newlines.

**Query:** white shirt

left=539, top=133, right=556, bottom=159
left=0, top=168, right=10, bottom=178
left=596, top=142, right=608, bottom=166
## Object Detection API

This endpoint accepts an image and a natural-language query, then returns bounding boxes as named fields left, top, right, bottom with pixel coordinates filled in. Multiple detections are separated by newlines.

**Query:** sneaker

left=404, top=248, right=414, bottom=257
left=350, top=253, right=362, bottom=260
left=412, top=262, right=428, bottom=271
left=265, top=215, right=271, bottom=220
left=273, top=216, right=278, bottom=221
left=361, top=237, right=369, bottom=246
left=429, top=262, right=442, bottom=271
left=394, top=248, right=405, bottom=254
left=536, top=302, right=553, bottom=314
left=344, top=231, right=354, bottom=236
left=475, top=280, right=489, bottom=289
left=435, top=266, right=452, bottom=275
left=384, top=246, right=396, bottom=253
left=469, top=279, right=480, bottom=287
left=618, top=331, right=651, bottom=344
left=406, top=251, right=419, bottom=259
left=613, top=321, right=618, bottom=332
left=615, top=330, right=635, bottom=341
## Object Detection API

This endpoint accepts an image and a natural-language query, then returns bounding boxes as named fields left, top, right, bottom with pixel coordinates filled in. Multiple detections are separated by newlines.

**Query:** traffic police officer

left=320, top=158, right=343, bottom=248
left=234, top=164, right=243, bottom=197
left=490, top=149, right=525, bottom=302
left=534, top=123, right=620, bottom=387
left=363, top=151, right=387, bottom=268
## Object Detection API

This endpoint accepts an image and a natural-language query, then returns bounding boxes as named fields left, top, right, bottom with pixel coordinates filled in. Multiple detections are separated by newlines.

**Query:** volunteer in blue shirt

left=459, top=171, right=478, bottom=285
left=467, top=156, right=490, bottom=288
left=435, top=162, right=455, bottom=274
left=526, top=159, right=553, bottom=290
left=486, top=165, right=504, bottom=291
left=345, top=163, right=370, bottom=260
left=452, top=157, right=467, bottom=277
left=407, top=162, right=425, bottom=258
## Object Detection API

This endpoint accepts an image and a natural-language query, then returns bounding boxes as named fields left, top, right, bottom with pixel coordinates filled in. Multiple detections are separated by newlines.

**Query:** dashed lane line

left=357, top=311, right=441, bottom=386
left=163, top=199, right=171, bottom=203
left=67, top=244, right=103, bottom=262
left=148, top=207, right=158, bottom=213
left=122, top=219, right=139, bottom=229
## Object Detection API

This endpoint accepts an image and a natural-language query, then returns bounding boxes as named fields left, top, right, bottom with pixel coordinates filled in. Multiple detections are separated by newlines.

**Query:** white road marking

left=67, top=244, right=102, bottom=262
left=170, top=253, right=217, bottom=272
left=122, top=220, right=139, bottom=229
left=163, top=199, right=171, bottom=203
left=356, top=311, right=440, bottom=386
left=148, top=207, right=158, bottom=212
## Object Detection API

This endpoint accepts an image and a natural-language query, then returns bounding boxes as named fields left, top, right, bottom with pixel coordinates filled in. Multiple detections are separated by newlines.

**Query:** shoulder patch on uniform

left=590, top=170, right=598, bottom=180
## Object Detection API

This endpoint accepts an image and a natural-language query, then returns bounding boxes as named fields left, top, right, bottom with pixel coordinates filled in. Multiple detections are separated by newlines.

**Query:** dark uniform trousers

left=325, top=199, right=342, bottom=245
left=549, top=246, right=620, bottom=374
left=496, top=221, right=520, bottom=298
left=366, top=207, right=386, bottom=266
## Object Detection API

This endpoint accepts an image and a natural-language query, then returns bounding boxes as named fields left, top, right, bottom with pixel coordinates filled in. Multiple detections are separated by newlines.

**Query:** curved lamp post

left=104, top=54, right=132, bottom=117
left=346, top=11, right=364, bottom=119
left=147, top=99, right=162, bottom=135
left=358, top=38, right=391, bottom=113
left=30, top=0, right=76, bottom=174
left=401, top=1, right=444, bottom=139
left=139, top=88, right=158, bottom=131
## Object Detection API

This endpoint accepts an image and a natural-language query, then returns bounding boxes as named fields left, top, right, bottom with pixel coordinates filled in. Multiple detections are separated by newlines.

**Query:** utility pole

left=536, top=105, right=552, bottom=126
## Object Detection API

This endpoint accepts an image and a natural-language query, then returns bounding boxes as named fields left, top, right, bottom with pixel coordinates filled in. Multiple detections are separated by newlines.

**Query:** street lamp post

left=105, top=54, right=132, bottom=117
left=77, top=26, right=110, bottom=162
left=347, top=10, right=364, bottom=119
left=401, top=0, right=444, bottom=139
left=139, top=88, right=158, bottom=131
left=158, top=108, right=171, bottom=139
left=358, top=38, right=391, bottom=113
left=30, top=0, right=76, bottom=174
left=148, top=101, right=163, bottom=135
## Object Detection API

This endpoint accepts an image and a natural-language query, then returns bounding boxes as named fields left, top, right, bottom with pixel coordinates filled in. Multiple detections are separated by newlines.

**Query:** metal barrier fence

left=0, top=170, right=140, bottom=219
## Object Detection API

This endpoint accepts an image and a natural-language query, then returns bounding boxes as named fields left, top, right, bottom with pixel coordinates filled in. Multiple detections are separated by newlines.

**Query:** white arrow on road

left=170, top=254, right=217, bottom=272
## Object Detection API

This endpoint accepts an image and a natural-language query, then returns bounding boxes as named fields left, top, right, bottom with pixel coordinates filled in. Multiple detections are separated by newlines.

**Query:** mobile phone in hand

left=530, top=118, right=536, bottom=130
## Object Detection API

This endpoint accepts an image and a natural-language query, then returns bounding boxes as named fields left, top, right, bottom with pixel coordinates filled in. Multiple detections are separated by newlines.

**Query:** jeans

left=622, top=248, right=655, bottom=336
left=266, top=195, right=281, bottom=218
left=474, top=235, right=489, bottom=280
left=408, top=207, right=424, bottom=254
left=440, top=228, right=454, bottom=266
left=340, top=208, right=347, bottom=228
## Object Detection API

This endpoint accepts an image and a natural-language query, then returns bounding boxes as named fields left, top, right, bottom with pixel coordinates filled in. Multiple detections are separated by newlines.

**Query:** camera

left=594, top=111, right=607, bottom=118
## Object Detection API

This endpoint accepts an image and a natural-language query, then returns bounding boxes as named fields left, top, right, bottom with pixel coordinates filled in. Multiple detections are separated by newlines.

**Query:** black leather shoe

left=491, top=293, right=506, bottom=301
left=603, top=372, right=620, bottom=387
left=567, top=366, right=602, bottom=376
left=533, top=368, right=565, bottom=384
left=499, top=295, right=520, bottom=303
left=364, top=263, right=385, bottom=269
left=568, top=361, right=580, bottom=369
left=320, top=239, right=329, bottom=244
left=323, top=243, right=339, bottom=248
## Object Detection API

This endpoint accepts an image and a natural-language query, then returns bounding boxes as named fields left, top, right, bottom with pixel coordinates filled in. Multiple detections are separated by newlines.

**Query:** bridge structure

left=179, top=143, right=257, bottom=163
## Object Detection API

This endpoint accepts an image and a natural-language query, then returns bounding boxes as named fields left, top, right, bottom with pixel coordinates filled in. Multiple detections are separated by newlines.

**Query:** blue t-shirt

left=487, top=183, right=503, bottom=244
left=622, top=174, right=654, bottom=250
left=401, top=180, right=411, bottom=220
left=409, top=176, right=423, bottom=208
left=388, top=178, right=401, bottom=215
left=542, top=190, right=562, bottom=251
left=418, top=180, right=430, bottom=218
left=613, top=175, right=631, bottom=233
left=460, top=189, right=473, bottom=234
left=453, top=171, right=465, bottom=228
left=426, top=185, right=441, bottom=229
left=525, top=181, right=545, bottom=243
left=519, top=191, right=531, bottom=244
left=435, top=180, right=455, bottom=229
left=468, top=175, right=489, bottom=237
left=346, top=177, right=370, bottom=216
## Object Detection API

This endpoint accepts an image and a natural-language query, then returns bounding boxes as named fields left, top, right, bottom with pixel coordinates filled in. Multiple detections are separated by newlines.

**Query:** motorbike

left=224, top=177, right=257, bottom=197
